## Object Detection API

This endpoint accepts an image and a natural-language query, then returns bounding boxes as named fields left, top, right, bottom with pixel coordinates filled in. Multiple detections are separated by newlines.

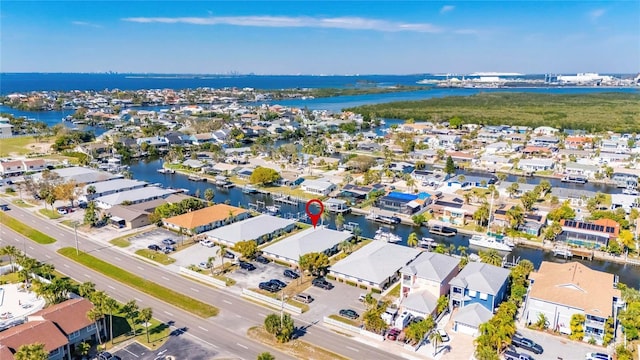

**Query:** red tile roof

left=30, top=297, right=95, bottom=335
left=0, top=320, right=68, bottom=353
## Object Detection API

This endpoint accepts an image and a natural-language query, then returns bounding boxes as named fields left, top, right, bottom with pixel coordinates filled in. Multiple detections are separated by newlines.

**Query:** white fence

left=179, top=267, right=227, bottom=288
left=323, top=316, right=385, bottom=340
left=241, top=289, right=302, bottom=314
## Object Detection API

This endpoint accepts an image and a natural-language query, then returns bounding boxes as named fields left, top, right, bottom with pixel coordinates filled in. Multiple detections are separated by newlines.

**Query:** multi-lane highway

left=0, top=200, right=400, bottom=360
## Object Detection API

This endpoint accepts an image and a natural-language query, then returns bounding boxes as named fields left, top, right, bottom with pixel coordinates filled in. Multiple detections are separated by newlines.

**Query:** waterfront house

left=162, top=204, right=249, bottom=235
left=0, top=298, right=104, bottom=360
left=300, top=178, right=337, bottom=196
left=323, top=198, right=350, bottom=213
left=478, top=155, right=512, bottom=169
left=260, top=227, right=352, bottom=266
left=449, top=262, right=510, bottom=312
left=376, top=191, right=430, bottom=215
left=340, top=184, right=385, bottom=201
left=212, top=129, right=231, bottom=143
left=411, top=170, right=447, bottom=186
left=429, top=194, right=471, bottom=225
left=81, top=179, right=147, bottom=201
left=565, top=136, right=593, bottom=149
left=599, top=152, right=631, bottom=164
left=518, top=158, right=555, bottom=172
left=452, top=303, right=494, bottom=337
left=31, top=167, right=122, bottom=185
left=329, top=242, right=421, bottom=291
left=524, top=262, right=622, bottom=344
left=0, top=123, right=12, bottom=138
left=203, top=214, right=296, bottom=246
left=612, top=172, right=638, bottom=188
left=400, top=252, right=460, bottom=318
left=610, top=194, right=640, bottom=213
left=95, top=186, right=175, bottom=209
left=557, top=218, right=619, bottom=249
left=136, top=136, right=170, bottom=148
left=564, top=163, right=600, bottom=178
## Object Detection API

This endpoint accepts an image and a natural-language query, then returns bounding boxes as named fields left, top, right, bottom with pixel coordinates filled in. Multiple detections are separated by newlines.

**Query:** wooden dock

left=570, top=248, right=594, bottom=261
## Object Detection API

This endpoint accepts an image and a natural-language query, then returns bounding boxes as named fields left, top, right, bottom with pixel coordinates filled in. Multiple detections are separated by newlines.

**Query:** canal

left=129, top=157, right=640, bottom=287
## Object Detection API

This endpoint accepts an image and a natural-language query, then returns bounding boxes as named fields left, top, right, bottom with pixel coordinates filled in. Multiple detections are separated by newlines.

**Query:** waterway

left=128, top=157, right=640, bottom=287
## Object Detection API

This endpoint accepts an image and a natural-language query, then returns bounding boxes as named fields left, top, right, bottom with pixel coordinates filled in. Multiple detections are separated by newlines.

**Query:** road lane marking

left=190, top=287, right=199, bottom=293
left=137, top=266, right=143, bottom=270
left=163, top=311, right=173, bottom=316
left=63, top=264, right=70, bottom=268
left=198, top=326, right=208, bottom=332
left=45, top=226, right=50, bottom=230
left=122, top=348, right=139, bottom=358
left=115, top=257, right=121, bottom=261
left=162, top=276, right=170, bottom=281
left=258, top=313, right=266, bottom=317
left=236, top=343, right=248, bottom=350
left=45, top=255, right=51, bottom=259
left=223, top=300, right=232, bottom=305
left=85, top=274, right=91, bottom=278
left=346, top=346, right=360, bottom=352
left=108, top=285, right=115, bottom=290
left=14, top=238, right=20, bottom=242
left=135, top=298, right=142, bottom=302
left=28, top=246, right=34, bottom=250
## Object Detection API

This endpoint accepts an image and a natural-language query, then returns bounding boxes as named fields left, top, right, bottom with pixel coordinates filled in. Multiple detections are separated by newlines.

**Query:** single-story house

left=94, top=187, right=175, bottom=209
left=518, top=158, right=555, bottom=172
left=162, top=204, right=249, bottom=234
left=82, top=179, right=148, bottom=201
left=340, top=184, right=385, bottom=200
left=524, top=262, right=621, bottom=344
left=31, top=167, right=122, bottom=185
left=203, top=215, right=296, bottom=246
left=329, top=242, right=421, bottom=291
left=261, top=227, right=352, bottom=266
left=300, top=179, right=337, bottom=196
left=556, top=219, right=619, bottom=249
left=107, top=205, right=152, bottom=230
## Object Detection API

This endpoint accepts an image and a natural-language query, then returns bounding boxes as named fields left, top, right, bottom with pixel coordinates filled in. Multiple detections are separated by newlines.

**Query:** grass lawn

left=247, top=326, right=349, bottom=360
left=134, top=249, right=176, bottom=265
left=57, top=248, right=218, bottom=318
left=0, top=212, right=56, bottom=244
left=0, top=272, right=21, bottom=284
left=108, top=311, right=170, bottom=350
left=108, top=229, right=151, bottom=248
left=328, top=314, right=361, bottom=327
left=0, top=136, right=36, bottom=156
left=12, top=199, right=34, bottom=208
left=382, top=283, right=401, bottom=302
left=249, top=288, right=310, bottom=313
left=39, top=209, right=62, bottom=219
left=261, top=185, right=319, bottom=200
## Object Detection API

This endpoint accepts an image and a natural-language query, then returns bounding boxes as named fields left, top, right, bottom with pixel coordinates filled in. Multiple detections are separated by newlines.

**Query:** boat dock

left=570, top=248, right=594, bottom=261
left=188, top=175, right=205, bottom=182
left=365, top=213, right=401, bottom=225
left=272, top=193, right=305, bottom=205
left=428, top=224, right=457, bottom=237
left=343, top=222, right=360, bottom=232
left=553, top=246, right=573, bottom=259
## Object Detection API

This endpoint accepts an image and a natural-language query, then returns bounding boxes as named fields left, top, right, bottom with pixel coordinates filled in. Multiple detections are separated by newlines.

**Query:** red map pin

left=305, top=199, right=324, bottom=228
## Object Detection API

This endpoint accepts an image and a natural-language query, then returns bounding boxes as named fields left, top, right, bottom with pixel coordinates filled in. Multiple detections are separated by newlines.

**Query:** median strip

left=57, top=247, right=219, bottom=318
left=0, top=212, right=56, bottom=244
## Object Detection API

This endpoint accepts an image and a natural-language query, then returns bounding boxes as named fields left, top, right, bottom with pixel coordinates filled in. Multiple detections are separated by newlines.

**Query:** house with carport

left=261, top=227, right=352, bottom=266
left=203, top=214, right=296, bottom=246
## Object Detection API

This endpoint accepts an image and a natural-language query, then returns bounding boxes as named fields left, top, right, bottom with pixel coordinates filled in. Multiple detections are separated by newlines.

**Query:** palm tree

left=226, top=210, right=235, bottom=224
left=478, top=250, right=503, bottom=266
left=207, top=256, right=217, bottom=275
left=0, top=245, right=21, bottom=270
left=37, top=263, right=55, bottom=281
left=87, top=307, right=105, bottom=345
left=535, top=313, right=549, bottom=330
left=407, top=232, right=419, bottom=248
left=78, top=281, right=96, bottom=298
left=218, top=244, right=228, bottom=269
left=257, top=352, right=275, bottom=360
left=75, top=341, right=91, bottom=358
left=335, top=213, right=345, bottom=230
left=429, top=329, right=444, bottom=356
left=122, top=300, right=139, bottom=336
left=506, top=205, right=525, bottom=230
left=17, top=256, right=38, bottom=284
left=204, top=188, right=214, bottom=204
left=406, top=177, right=416, bottom=193
left=139, top=307, right=153, bottom=343
left=339, top=240, right=353, bottom=255
left=102, top=297, right=119, bottom=344
left=321, top=208, right=330, bottom=226
left=506, top=182, right=520, bottom=198
left=86, top=185, right=97, bottom=199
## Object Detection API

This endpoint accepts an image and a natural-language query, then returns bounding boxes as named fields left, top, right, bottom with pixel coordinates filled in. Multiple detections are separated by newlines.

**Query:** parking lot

left=128, top=229, right=182, bottom=253
left=516, top=327, right=605, bottom=360
left=226, top=259, right=292, bottom=291
left=170, top=241, right=230, bottom=269
left=112, top=331, right=217, bottom=360
left=298, top=278, right=371, bottom=323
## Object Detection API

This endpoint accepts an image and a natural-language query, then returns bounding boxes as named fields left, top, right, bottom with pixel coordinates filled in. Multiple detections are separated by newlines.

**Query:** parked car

left=312, top=277, right=334, bottom=290
left=223, top=251, right=236, bottom=259
left=585, top=353, right=612, bottom=360
left=98, top=352, right=121, bottom=360
left=199, top=239, right=214, bottom=247
left=238, top=261, right=256, bottom=271
left=512, top=336, right=543, bottom=355
left=437, top=329, right=450, bottom=342
left=339, top=309, right=359, bottom=320
left=162, top=246, right=176, bottom=254
left=358, top=293, right=367, bottom=302
left=57, top=207, right=69, bottom=215
left=283, top=269, right=300, bottom=279
left=78, top=201, right=88, bottom=209
left=386, top=328, right=401, bottom=341
left=198, top=262, right=211, bottom=270
left=504, top=349, right=534, bottom=360
left=0, top=204, right=9, bottom=211
left=293, top=293, right=314, bottom=303
left=162, top=238, right=176, bottom=245
left=255, top=256, right=270, bottom=264
left=147, top=244, right=162, bottom=251
left=259, top=281, right=279, bottom=293
left=269, top=279, right=287, bottom=289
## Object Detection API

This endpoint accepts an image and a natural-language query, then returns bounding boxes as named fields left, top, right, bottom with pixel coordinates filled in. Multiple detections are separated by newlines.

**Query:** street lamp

left=73, top=221, right=79, bottom=255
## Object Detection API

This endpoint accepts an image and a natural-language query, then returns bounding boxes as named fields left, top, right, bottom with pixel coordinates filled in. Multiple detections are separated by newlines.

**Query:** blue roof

left=416, top=192, right=431, bottom=200
left=387, top=192, right=418, bottom=201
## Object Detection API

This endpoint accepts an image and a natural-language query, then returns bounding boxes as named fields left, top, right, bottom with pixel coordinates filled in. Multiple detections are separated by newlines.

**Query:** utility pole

left=74, top=221, right=79, bottom=255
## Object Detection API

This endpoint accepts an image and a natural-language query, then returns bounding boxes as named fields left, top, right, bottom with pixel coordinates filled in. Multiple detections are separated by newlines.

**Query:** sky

left=1, top=1, right=639, bottom=74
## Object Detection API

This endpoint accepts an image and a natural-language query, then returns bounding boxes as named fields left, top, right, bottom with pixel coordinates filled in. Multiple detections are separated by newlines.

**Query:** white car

left=437, top=329, right=450, bottom=342
left=585, top=353, right=612, bottom=360
left=199, top=239, right=214, bottom=248
left=197, top=262, right=211, bottom=270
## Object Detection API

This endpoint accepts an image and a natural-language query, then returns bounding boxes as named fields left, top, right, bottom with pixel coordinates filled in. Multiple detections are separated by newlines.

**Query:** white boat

left=419, top=237, right=436, bottom=248
left=468, top=234, right=513, bottom=252
left=623, top=188, right=639, bottom=195
left=373, top=228, right=401, bottom=243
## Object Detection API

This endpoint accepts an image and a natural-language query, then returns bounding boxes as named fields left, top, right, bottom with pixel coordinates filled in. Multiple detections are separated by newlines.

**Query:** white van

left=394, top=311, right=413, bottom=329
left=381, top=306, right=398, bottom=325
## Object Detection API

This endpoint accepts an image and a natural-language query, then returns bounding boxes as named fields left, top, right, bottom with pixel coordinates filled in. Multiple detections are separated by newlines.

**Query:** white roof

left=330, top=241, right=421, bottom=286
left=261, top=227, right=352, bottom=263
left=454, top=303, right=494, bottom=328
left=83, top=179, right=147, bottom=194
left=401, top=252, right=460, bottom=282
left=95, top=187, right=175, bottom=207
left=301, top=179, right=335, bottom=191
left=32, top=166, right=121, bottom=184
left=203, top=215, right=296, bottom=245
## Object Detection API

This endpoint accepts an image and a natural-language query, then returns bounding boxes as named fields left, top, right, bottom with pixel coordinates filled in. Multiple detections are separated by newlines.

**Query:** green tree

left=233, top=240, right=258, bottom=260
left=264, top=313, right=295, bottom=343
left=407, top=232, right=419, bottom=248
left=217, top=244, right=228, bottom=269
left=412, top=213, right=426, bottom=227
left=520, top=191, right=538, bottom=212
left=444, top=156, right=456, bottom=175
left=506, top=182, right=520, bottom=198
left=204, top=188, right=215, bottom=204
left=478, top=250, right=503, bottom=266
left=437, top=295, right=449, bottom=315
left=569, top=313, right=585, bottom=341
left=547, top=201, right=576, bottom=221
left=429, top=329, right=444, bottom=356
left=78, top=281, right=96, bottom=298
left=75, top=341, right=91, bottom=358
left=139, top=307, right=153, bottom=343
left=122, top=300, right=140, bottom=336
left=250, top=166, right=281, bottom=186
left=618, top=230, right=636, bottom=253
left=405, top=316, right=435, bottom=344
left=0, top=245, right=21, bottom=268
left=84, top=201, right=99, bottom=226
left=14, top=343, right=48, bottom=360
left=102, top=297, right=119, bottom=344
left=543, top=221, right=563, bottom=241
left=335, top=213, right=345, bottom=230
left=473, top=202, right=490, bottom=227
left=87, top=306, right=105, bottom=345
left=257, top=353, right=275, bottom=360
left=298, top=252, right=330, bottom=276
left=535, top=313, right=549, bottom=329
left=506, top=205, right=525, bottom=230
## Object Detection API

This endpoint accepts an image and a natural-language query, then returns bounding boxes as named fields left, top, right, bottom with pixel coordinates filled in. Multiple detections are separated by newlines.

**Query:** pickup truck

left=511, top=336, right=543, bottom=355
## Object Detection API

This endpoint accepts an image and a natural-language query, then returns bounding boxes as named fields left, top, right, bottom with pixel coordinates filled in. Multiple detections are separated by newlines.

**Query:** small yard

left=135, top=249, right=176, bottom=265
left=12, top=199, right=34, bottom=208
left=247, top=326, right=348, bottom=360
left=0, top=272, right=21, bottom=284
left=0, top=136, right=37, bottom=156
left=39, top=209, right=62, bottom=219
left=328, top=314, right=361, bottom=327
left=249, top=288, right=310, bottom=313
left=108, top=311, right=170, bottom=349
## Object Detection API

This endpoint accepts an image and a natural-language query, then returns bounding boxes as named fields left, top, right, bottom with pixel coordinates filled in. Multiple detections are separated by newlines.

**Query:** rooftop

left=0, top=320, right=69, bottom=354
left=203, top=215, right=296, bottom=245
left=29, top=298, right=95, bottom=335
left=449, top=262, right=510, bottom=295
left=401, top=252, right=460, bottom=282
left=528, top=262, right=620, bottom=318
left=261, top=226, right=352, bottom=263
left=83, top=178, right=147, bottom=195
left=163, top=204, right=247, bottom=229
left=95, top=186, right=175, bottom=207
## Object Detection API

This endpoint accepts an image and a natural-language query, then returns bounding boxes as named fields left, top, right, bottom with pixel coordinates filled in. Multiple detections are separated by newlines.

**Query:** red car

left=386, top=328, right=401, bottom=341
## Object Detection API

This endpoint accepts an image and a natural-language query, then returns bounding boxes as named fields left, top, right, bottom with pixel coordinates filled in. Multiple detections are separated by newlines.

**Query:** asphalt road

left=0, top=201, right=401, bottom=360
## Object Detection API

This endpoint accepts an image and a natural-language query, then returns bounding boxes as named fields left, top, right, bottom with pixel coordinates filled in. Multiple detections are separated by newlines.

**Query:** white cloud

left=440, top=5, right=455, bottom=14
left=121, top=15, right=444, bottom=33
left=72, top=21, right=102, bottom=28
left=589, top=8, right=606, bottom=21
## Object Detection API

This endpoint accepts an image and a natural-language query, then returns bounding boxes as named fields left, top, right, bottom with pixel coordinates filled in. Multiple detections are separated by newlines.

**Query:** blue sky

left=2, top=1, right=638, bottom=74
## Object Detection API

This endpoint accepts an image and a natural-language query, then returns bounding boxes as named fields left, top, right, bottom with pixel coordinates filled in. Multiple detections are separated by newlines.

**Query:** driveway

left=226, top=260, right=291, bottom=291
left=515, top=328, right=606, bottom=360
left=171, top=242, right=227, bottom=268
left=128, top=228, right=181, bottom=252
left=297, top=278, right=371, bottom=324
